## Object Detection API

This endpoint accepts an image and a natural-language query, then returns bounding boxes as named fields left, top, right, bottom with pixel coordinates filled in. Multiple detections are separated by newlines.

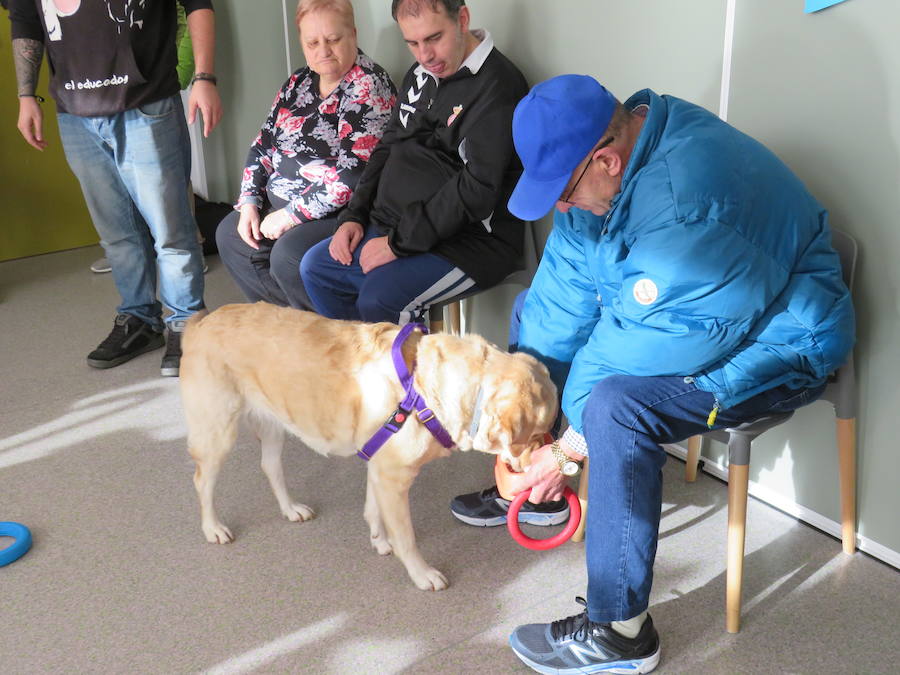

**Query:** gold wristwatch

left=551, top=441, right=582, bottom=477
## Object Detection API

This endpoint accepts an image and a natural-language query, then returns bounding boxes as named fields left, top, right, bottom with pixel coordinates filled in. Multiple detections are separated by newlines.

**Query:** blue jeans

left=509, top=290, right=825, bottom=622
left=582, top=374, right=823, bottom=622
left=58, top=95, right=204, bottom=328
left=300, top=225, right=476, bottom=324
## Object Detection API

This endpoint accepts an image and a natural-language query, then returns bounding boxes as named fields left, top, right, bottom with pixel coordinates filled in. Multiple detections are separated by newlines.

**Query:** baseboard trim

left=662, top=443, right=900, bottom=570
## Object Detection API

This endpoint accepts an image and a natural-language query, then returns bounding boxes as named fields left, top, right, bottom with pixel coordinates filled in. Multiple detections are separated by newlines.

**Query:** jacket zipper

left=706, top=396, right=721, bottom=428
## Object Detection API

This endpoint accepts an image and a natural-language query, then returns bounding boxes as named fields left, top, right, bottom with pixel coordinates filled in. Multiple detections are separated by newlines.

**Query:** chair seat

left=707, top=411, right=795, bottom=444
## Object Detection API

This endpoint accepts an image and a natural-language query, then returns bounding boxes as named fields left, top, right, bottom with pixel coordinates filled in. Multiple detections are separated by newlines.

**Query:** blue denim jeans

left=58, top=95, right=204, bottom=328
left=509, top=290, right=825, bottom=622
left=581, top=374, right=823, bottom=622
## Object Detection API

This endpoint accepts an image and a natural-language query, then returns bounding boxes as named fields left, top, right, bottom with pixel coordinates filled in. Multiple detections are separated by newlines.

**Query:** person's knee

left=583, top=375, right=641, bottom=439
left=298, top=247, right=321, bottom=285
left=356, top=292, right=394, bottom=323
left=588, top=376, right=633, bottom=409
left=215, top=213, right=241, bottom=261
left=270, top=241, right=297, bottom=284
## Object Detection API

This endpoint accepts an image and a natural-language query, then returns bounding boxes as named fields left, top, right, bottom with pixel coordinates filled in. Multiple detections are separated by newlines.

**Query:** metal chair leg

left=448, top=300, right=462, bottom=335
left=429, top=306, right=445, bottom=334
left=837, top=417, right=857, bottom=554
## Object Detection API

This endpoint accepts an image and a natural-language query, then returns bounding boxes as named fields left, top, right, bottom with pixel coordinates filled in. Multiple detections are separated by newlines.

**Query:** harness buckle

left=417, top=408, right=436, bottom=424
left=385, top=406, right=411, bottom=431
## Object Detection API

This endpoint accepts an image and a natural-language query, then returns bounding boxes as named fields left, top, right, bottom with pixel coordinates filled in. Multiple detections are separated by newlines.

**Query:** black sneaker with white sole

left=509, top=597, right=661, bottom=674
left=87, top=313, right=165, bottom=369
left=450, top=485, right=569, bottom=527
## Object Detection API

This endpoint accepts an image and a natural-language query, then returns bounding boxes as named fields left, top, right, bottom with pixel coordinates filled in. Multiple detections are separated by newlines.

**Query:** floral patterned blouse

left=237, top=50, right=396, bottom=223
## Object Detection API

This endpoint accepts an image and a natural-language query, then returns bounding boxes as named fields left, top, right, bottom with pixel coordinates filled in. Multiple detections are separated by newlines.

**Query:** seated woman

left=217, top=0, right=396, bottom=310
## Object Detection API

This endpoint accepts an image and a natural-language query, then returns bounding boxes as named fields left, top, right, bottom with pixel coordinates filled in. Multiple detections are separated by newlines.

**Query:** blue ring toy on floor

left=0, top=522, right=32, bottom=567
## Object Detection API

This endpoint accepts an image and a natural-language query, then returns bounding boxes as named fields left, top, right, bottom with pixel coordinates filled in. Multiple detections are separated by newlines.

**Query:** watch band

left=551, top=440, right=582, bottom=474
left=191, top=72, right=218, bottom=86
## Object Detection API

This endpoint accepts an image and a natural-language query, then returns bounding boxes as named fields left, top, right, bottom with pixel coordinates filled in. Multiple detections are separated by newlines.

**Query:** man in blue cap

left=450, top=75, right=855, bottom=673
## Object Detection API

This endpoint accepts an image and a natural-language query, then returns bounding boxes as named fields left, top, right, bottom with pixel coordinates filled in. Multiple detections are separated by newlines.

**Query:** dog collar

left=357, top=323, right=455, bottom=461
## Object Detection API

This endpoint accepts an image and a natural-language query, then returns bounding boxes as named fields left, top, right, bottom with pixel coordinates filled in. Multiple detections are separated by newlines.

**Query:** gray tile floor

left=2, top=246, right=898, bottom=674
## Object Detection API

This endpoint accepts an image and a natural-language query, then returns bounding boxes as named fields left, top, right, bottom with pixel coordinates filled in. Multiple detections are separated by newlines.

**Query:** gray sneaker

left=509, top=597, right=661, bottom=674
left=160, top=319, right=187, bottom=377
left=90, top=258, right=111, bottom=274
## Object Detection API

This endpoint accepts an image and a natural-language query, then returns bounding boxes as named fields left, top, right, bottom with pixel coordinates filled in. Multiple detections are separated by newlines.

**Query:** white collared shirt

left=421, top=29, right=494, bottom=82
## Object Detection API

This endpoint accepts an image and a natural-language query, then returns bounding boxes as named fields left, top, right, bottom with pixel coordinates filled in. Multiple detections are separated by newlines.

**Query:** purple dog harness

left=357, top=323, right=455, bottom=461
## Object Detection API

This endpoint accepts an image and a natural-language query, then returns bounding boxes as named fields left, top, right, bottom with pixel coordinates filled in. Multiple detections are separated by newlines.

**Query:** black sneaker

left=509, top=597, right=661, bottom=674
left=450, top=485, right=569, bottom=527
left=160, top=319, right=186, bottom=377
left=87, top=313, right=164, bottom=369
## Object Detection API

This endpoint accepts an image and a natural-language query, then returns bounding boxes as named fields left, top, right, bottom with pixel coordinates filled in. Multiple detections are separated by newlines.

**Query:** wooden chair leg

left=448, top=300, right=462, bottom=335
left=685, top=435, right=702, bottom=482
left=837, top=417, right=857, bottom=554
left=726, top=463, right=749, bottom=633
left=571, top=457, right=589, bottom=543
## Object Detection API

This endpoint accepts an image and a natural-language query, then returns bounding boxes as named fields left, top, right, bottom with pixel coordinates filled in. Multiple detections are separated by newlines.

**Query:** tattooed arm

left=13, top=38, right=47, bottom=150
left=13, top=37, right=42, bottom=96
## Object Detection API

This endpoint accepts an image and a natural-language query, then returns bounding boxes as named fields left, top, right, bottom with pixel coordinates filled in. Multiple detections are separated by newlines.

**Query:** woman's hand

left=236, top=203, right=262, bottom=249
left=259, top=208, right=295, bottom=241
left=329, top=221, right=364, bottom=264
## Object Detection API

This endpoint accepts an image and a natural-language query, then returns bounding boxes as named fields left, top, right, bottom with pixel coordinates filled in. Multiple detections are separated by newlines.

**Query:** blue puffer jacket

left=518, top=89, right=855, bottom=434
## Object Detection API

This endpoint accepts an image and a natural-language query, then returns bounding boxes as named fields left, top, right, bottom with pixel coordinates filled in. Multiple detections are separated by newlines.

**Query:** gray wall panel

left=727, top=0, right=900, bottom=557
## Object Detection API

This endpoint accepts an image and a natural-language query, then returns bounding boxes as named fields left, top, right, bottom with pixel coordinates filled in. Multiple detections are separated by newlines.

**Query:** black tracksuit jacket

left=337, top=39, right=529, bottom=288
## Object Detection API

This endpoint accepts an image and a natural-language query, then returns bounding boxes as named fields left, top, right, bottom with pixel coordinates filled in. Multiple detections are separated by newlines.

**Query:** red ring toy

left=506, top=486, right=581, bottom=550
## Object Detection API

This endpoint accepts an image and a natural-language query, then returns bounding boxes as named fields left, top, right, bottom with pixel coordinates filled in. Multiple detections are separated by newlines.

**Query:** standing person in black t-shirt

left=299, top=0, right=528, bottom=325
left=9, top=0, right=223, bottom=377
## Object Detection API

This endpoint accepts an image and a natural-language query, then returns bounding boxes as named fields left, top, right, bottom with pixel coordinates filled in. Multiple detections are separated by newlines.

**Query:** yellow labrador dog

left=180, top=303, right=557, bottom=591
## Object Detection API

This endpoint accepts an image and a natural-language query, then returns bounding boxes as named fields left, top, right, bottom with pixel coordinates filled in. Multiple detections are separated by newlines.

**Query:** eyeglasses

left=560, top=136, right=615, bottom=204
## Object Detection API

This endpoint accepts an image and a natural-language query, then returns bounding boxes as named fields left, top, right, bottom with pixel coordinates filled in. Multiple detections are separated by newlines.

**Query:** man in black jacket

left=299, top=0, right=528, bottom=324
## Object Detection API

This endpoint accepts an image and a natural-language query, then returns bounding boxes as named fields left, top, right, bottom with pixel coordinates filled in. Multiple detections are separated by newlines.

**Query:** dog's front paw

left=203, top=521, right=234, bottom=544
left=282, top=503, right=315, bottom=522
left=411, top=567, right=449, bottom=591
left=370, top=533, right=393, bottom=556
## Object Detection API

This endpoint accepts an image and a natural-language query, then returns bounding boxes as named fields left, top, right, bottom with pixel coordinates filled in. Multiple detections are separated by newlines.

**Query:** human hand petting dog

left=519, top=440, right=585, bottom=504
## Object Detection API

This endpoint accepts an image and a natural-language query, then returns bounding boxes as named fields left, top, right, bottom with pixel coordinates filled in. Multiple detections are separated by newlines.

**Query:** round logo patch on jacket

left=633, top=278, right=659, bottom=305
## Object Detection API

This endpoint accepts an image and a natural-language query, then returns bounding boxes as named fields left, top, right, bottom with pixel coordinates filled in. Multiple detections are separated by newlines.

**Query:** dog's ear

left=469, top=351, right=559, bottom=466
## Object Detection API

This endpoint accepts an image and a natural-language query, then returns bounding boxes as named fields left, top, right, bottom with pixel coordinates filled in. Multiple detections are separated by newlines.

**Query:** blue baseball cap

left=508, top=75, right=617, bottom=220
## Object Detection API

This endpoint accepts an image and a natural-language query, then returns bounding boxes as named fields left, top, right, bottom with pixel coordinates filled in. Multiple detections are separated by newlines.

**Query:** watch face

left=562, top=461, right=579, bottom=476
